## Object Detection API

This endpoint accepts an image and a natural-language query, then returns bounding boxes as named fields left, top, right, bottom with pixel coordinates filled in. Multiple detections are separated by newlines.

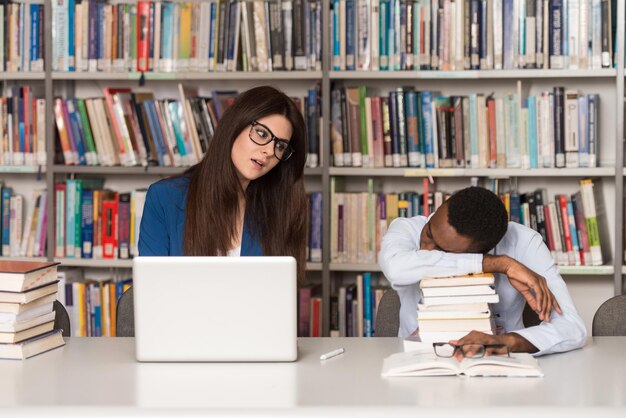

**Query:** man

left=379, top=186, right=587, bottom=356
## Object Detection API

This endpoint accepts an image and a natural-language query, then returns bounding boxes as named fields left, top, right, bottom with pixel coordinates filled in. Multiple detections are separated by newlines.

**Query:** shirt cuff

left=510, top=328, right=550, bottom=356
left=456, top=253, right=484, bottom=275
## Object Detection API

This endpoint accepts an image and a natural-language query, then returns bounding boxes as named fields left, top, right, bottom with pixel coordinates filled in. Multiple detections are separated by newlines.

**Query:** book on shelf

left=53, top=86, right=321, bottom=168
left=330, top=85, right=599, bottom=170
left=0, top=260, right=60, bottom=292
left=0, top=186, right=48, bottom=258
left=50, top=0, right=321, bottom=73
left=330, top=272, right=388, bottom=337
left=332, top=0, right=613, bottom=71
left=331, top=176, right=607, bottom=270
left=579, top=178, right=609, bottom=266
left=300, top=273, right=388, bottom=338
left=53, top=179, right=321, bottom=263
left=297, top=286, right=323, bottom=338
left=54, top=179, right=145, bottom=260
left=57, top=267, right=131, bottom=337
left=307, top=192, right=322, bottom=263
left=381, top=350, right=544, bottom=378
left=0, top=86, right=47, bottom=167
left=330, top=177, right=448, bottom=264
left=0, top=329, right=65, bottom=360
left=0, top=1, right=45, bottom=73
left=489, top=179, right=607, bottom=267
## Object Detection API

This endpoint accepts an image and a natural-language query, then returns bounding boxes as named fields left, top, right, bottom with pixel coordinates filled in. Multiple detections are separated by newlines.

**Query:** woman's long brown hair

left=183, top=86, right=308, bottom=282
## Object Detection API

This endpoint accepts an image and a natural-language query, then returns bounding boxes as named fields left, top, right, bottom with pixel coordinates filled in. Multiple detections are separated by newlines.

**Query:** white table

left=1, top=337, right=625, bottom=417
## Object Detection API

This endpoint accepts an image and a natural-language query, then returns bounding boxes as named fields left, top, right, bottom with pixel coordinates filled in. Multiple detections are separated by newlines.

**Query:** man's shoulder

left=389, top=215, right=428, bottom=231
left=499, top=222, right=543, bottom=248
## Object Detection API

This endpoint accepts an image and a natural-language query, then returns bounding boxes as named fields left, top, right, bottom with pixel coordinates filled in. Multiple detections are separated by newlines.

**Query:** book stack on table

left=0, top=261, right=65, bottom=360
left=416, top=273, right=499, bottom=343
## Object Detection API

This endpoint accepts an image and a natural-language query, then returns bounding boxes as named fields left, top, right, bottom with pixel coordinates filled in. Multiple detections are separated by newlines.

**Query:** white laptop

left=132, top=256, right=297, bottom=362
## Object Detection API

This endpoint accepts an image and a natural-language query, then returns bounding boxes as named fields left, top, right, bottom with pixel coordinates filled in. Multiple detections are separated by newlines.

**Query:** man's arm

left=454, top=228, right=587, bottom=356
left=450, top=330, right=538, bottom=360
left=483, top=254, right=562, bottom=322
left=379, top=217, right=483, bottom=287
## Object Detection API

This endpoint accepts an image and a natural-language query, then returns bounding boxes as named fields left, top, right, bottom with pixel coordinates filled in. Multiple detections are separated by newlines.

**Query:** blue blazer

left=138, top=176, right=263, bottom=256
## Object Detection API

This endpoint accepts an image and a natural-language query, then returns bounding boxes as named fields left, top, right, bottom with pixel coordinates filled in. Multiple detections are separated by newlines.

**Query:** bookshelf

left=328, top=167, right=617, bottom=177
left=0, top=0, right=624, bottom=336
left=51, top=71, right=324, bottom=81
left=0, top=166, right=45, bottom=174
left=52, top=257, right=324, bottom=271
left=0, top=72, right=46, bottom=81
left=51, top=165, right=323, bottom=176
left=329, top=69, right=618, bottom=80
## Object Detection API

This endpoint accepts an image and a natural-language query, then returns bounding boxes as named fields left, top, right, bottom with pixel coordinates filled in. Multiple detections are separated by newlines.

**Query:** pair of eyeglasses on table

left=432, top=342, right=511, bottom=358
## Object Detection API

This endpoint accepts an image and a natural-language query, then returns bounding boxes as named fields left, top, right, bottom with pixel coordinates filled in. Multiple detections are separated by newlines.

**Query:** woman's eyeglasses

left=249, top=121, right=294, bottom=161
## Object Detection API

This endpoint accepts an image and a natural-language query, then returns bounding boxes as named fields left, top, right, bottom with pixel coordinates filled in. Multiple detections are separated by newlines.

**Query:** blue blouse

left=138, top=176, right=263, bottom=256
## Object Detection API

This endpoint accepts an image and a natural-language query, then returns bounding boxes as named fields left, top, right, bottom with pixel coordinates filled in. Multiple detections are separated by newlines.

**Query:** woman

left=138, top=86, right=308, bottom=282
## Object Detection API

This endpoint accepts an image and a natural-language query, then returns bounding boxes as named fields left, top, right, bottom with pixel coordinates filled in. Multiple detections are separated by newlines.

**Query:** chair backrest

left=53, top=300, right=71, bottom=337
left=592, top=294, right=626, bottom=336
left=374, top=288, right=401, bottom=337
left=116, top=287, right=135, bottom=337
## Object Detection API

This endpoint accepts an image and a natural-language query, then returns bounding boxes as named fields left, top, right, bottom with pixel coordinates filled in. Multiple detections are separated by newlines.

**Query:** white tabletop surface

left=1, top=337, right=625, bottom=417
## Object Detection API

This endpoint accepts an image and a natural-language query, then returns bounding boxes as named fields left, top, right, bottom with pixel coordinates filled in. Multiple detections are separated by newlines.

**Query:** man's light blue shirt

left=379, top=216, right=587, bottom=356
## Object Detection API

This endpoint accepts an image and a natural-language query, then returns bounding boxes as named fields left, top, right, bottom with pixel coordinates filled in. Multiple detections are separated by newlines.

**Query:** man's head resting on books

left=420, top=187, right=508, bottom=254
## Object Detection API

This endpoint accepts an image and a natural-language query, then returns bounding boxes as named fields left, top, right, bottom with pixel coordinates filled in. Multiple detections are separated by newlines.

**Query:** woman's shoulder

left=148, top=175, right=191, bottom=198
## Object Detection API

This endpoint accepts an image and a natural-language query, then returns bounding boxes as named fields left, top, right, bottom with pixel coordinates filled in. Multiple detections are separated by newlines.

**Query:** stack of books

left=0, top=261, right=65, bottom=360
left=417, top=273, right=499, bottom=343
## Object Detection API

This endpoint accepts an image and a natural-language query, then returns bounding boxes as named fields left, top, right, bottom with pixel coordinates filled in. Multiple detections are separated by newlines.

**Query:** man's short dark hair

left=446, top=187, right=509, bottom=253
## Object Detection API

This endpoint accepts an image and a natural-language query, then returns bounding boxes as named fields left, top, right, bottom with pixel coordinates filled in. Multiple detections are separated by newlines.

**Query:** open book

left=381, top=350, right=544, bottom=377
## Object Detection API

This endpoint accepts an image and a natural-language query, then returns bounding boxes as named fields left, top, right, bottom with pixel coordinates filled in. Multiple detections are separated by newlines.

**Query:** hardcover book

left=381, top=350, right=544, bottom=377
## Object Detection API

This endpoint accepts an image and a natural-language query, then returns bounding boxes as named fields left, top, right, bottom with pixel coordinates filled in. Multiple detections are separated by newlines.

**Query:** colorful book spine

left=421, top=91, right=435, bottom=168
left=579, top=179, right=602, bottom=266
left=1, top=187, right=11, bottom=255
left=81, top=189, right=94, bottom=259
left=67, top=0, right=75, bottom=71
left=118, top=193, right=131, bottom=259
left=65, top=180, right=77, bottom=258
left=528, top=96, right=538, bottom=168
left=363, top=272, right=372, bottom=337
left=309, top=192, right=323, bottom=262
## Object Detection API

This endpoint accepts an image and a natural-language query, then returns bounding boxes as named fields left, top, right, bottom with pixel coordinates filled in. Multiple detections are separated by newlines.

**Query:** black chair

left=53, top=300, right=71, bottom=337
left=592, top=294, right=626, bottom=336
left=116, top=287, right=135, bottom=337
left=374, top=289, right=401, bottom=337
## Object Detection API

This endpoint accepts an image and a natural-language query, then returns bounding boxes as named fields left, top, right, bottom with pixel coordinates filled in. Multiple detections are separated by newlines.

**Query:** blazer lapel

left=241, top=215, right=263, bottom=256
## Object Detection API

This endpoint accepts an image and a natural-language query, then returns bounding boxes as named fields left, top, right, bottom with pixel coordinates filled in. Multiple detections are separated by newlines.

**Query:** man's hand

left=483, top=255, right=562, bottom=322
left=449, top=331, right=538, bottom=361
